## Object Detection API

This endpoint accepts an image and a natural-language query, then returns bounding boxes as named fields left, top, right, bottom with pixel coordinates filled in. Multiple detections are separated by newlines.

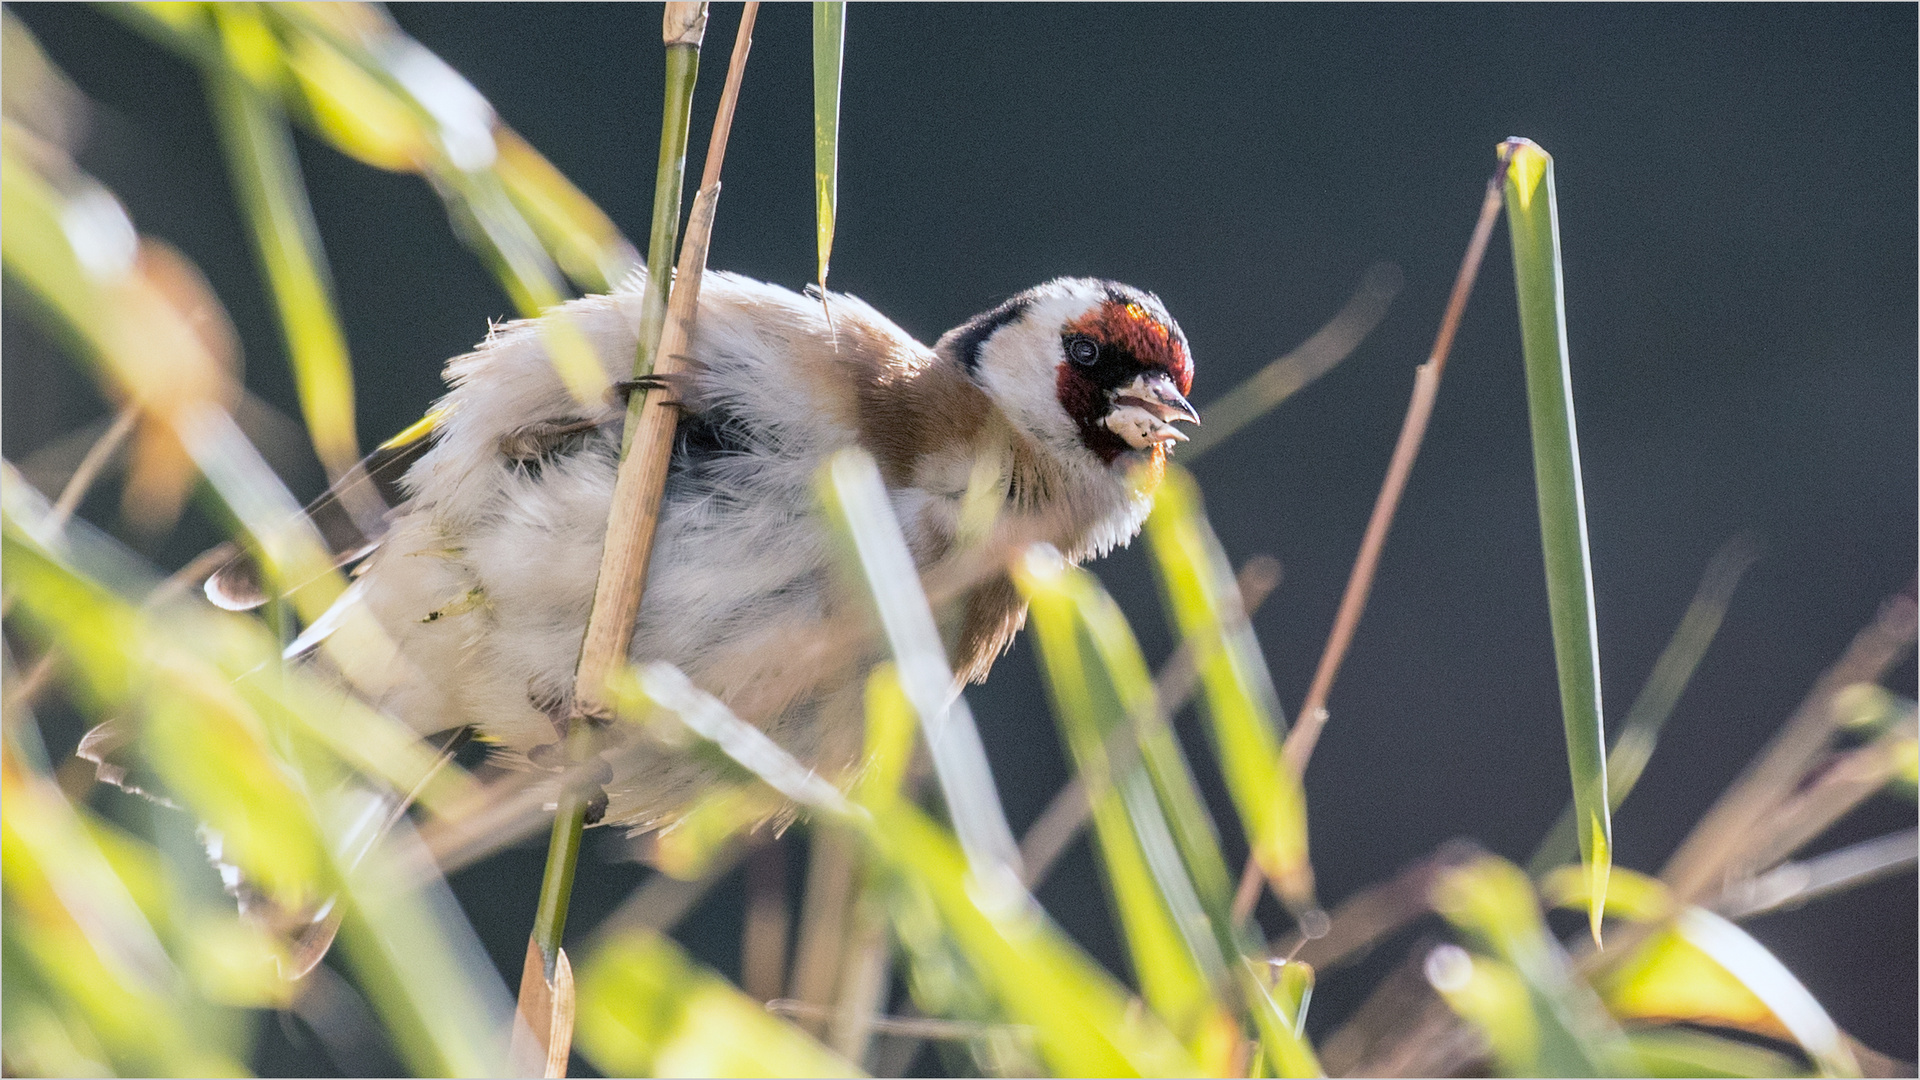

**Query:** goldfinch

left=209, top=271, right=1198, bottom=827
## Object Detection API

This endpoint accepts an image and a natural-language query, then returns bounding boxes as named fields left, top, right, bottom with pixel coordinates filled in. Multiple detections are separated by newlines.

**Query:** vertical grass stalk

left=517, top=4, right=725, bottom=1074
left=625, top=4, right=706, bottom=445
left=1501, top=137, right=1612, bottom=943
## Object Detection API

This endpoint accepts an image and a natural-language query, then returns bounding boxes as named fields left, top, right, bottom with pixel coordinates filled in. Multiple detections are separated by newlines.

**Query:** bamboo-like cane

left=574, top=5, right=754, bottom=719
left=510, top=6, right=756, bottom=1076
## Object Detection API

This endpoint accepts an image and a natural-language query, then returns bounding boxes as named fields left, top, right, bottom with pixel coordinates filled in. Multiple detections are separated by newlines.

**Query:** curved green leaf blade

left=207, top=6, right=360, bottom=479
left=622, top=664, right=1200, bottom=1078
left=1015, top=549, right=1230, bottom=1054
left=1144, top=466, right=1313, bottom=908
left=578, top=928, right=861, bottom=1077
left=1502, top=137, right=1611, bottom=941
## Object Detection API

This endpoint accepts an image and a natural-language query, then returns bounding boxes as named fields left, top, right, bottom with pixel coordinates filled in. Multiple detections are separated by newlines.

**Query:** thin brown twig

left=514, top=8, right=754, bottom=1073
left=740, top=839, right=790, bottom=1002
left=2, top=651, right=61, bottom=722
left=1282, top=146, right=1515, bottom=779
left=786, top=830, right=857, bottom=1034
left=1226, top=150, right=1515, bottom=928
left=49, top=404, right=138, bottom=531
left=591, top=843, right=746, bottom=943
left=1184, top=262, right=1403, bottom=461
left=1266, top=840, right=1484, bottom=974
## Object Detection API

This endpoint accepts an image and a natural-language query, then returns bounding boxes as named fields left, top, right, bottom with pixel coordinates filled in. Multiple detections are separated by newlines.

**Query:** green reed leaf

left=1016, top=548, right=1231, bottom=1055
left=812, top=1, right=845, bottom=293
left=1144, top=466, right=1313, bottom=909
left=1532, top=534, right=1759, bottom=876
left=207, top=6, right=360, bottom=479
left=1432, top=854, right=1635, bottom=1077
left=1502, top=137, right=1611, bottom=941
left=579, top=928, right=861, bottom=1077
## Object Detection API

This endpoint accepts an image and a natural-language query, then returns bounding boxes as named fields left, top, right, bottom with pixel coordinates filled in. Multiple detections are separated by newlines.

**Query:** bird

left=208, top=271, right=1199, bottom=829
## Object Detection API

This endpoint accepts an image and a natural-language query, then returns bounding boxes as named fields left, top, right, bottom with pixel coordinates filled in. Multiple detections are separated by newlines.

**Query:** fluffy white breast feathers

left=208, top=271, right=1198, bottom=828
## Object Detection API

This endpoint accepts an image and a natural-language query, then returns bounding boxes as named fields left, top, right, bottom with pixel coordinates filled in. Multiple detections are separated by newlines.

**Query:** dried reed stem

left=1233, top=149, right=1513, bottom=927
left=1660, top=593, right=1917, bottom=904
left=574, top=3, right=755, bottom=716
left=1282, top=148, right=1513, bottom=777
left=512, top=6, right=756, bottom=1075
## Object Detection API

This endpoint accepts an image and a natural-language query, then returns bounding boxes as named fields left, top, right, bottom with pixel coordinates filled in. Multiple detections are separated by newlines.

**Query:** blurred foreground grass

left=3, top=5, right=1915, bottom=1078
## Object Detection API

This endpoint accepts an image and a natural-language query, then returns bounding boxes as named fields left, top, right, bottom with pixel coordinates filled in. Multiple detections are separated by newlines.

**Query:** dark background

left=8, top=3, right=1916, bottom=1073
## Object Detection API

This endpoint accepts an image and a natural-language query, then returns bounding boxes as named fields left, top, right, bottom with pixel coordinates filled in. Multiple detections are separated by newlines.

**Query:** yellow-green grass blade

left=857, top=662, right=918, bottom=807
left=0, top=465, right=474, bottom=819
left=1037, top=496, right=1321, bottom=1070
left=494, top=126, right=641, bottom=295
left=1544, top=865, right=1862, bottom=1077
left=328, top=806, right=518, bottom=1078
left=0, top=128, right=347, bottom=628
left=1625, top=1028, right=1811, bottom=1079
left=1531, top=534, right=1759, bottom=876
left=141, top=2, right=610, bottom=404
left=118, top=0, right=634, bottom=290
left=3, top=529, right=513, bottom=1075
left=1271, top=958, right=1313, bottom=1038
left=624, top=663, right=1200, bottom=1077
left=2, top=741, right=255, bottom=1077
left=817, top=448, right=1022, bottom=880
left=868, top=807, right=1200, bottom=1078
left=1236, top=958, right=1322, bottom=1078
left=812, top=1, right=845, bottom=293
left=1016, top=549, right=1231, bottom=1052
left=1502, top=137, right=1611, bottom=941
left=1432, top=855, right=1635, bottom=1076
left=578, top=928, right=862, bottom=1077
left=205, top=6, right=360, bottom=480
left=1422, top=945, right=1543, bottom=1077
left=649, top=783, right=784, bottom=881
left=1035, top=551, right=1239, bottom=927
left=1144, top=466, right=1313, bottom=908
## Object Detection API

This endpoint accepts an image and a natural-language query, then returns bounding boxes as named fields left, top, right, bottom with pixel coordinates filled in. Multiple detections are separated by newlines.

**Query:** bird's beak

left=1106, top=372, right=1201, bottom=449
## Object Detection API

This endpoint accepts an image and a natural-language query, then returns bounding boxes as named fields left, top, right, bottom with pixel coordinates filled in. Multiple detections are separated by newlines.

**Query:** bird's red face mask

left=1056, top=296, right=1198, bottom=469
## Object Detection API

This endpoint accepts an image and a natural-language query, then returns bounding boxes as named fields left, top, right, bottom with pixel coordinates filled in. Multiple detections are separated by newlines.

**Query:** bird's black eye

left=1066, top=336, right=1100, bottom=367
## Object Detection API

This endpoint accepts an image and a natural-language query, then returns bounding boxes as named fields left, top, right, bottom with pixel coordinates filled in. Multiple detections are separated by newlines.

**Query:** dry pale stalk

left=49, top=404, right=137, bottom=531
left=1231, top=149, right=1514, bottom=926
left=1282, top=148, right=1513, bottom=779
left=510, top=940, right=575, bottom=1079
left=511, top=7, right=755, bottom=1075
left=574, top=3, right=755, bottom=718
left=1660, top=593, right=1917, bottom=904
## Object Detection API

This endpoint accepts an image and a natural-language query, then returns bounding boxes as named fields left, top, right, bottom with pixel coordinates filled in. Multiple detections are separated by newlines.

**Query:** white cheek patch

left=1103, top=405, right=1189, bottom=449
